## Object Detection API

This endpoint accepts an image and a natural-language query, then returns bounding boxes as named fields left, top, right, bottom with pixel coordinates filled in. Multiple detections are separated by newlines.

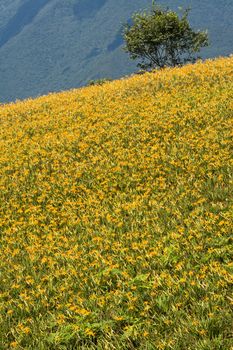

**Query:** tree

left=123, top=3, right=209, bottom=70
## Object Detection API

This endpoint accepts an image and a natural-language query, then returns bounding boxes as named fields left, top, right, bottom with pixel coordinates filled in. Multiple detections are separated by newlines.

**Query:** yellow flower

left=10, top=341, right=18, bottom=348
left=85, top=328, right=95, bottom=337
left=0, top=56, right=232, bottom=349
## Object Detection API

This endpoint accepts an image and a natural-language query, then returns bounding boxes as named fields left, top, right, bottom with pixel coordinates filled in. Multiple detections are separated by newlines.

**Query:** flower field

left=0, top=57, right=233, bottom=349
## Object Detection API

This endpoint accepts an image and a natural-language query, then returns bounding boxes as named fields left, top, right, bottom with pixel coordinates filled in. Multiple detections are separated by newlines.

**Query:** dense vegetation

left=0, top=0, right=232, bottom=102
left=124, top=6, right=208, bottom=69
left=0, top=57, right=232, bottom=349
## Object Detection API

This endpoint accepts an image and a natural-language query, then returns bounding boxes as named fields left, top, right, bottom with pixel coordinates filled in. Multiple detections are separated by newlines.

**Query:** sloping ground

left=0, top=57, right=233, bottom=349
left=0, top=0, right=50, bottom=49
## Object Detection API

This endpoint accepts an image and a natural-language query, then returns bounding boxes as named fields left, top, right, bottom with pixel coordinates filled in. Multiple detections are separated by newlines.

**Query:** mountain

left=0, top=0, right=232, bottom=102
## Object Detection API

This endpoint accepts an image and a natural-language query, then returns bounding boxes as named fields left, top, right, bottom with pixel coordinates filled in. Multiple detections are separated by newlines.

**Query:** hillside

left=0, top=0, right=233, bottom=102
left=0, top=57, right=232, bottom=349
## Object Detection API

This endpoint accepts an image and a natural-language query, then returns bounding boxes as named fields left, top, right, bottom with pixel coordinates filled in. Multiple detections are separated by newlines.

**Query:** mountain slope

left=0, top=57, right=232, bottom=349
left=0, top=0, right=232, bottom=102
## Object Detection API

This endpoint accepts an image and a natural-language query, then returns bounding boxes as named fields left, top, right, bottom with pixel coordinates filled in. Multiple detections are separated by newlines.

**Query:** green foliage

left=124, top=3, right=209, bottom=69
left=0, top=56, right=232, bottom=350
left=87, top=78, right=112, bottom=86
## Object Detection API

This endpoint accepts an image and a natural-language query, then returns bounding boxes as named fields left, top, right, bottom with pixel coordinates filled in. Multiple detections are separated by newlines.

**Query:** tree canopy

left=123, top=4, right=209, bottom=70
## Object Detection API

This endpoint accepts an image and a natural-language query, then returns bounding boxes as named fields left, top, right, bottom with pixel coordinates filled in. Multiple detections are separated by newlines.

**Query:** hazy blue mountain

left=0, top=0, right=232, bottom=102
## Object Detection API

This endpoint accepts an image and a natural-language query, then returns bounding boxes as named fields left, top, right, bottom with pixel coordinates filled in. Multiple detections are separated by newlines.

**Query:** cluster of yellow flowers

left=0, top=57, right=232, bottom=349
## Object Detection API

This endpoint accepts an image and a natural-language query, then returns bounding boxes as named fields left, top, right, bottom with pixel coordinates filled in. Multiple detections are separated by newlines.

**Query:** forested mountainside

left=0, top=0, right=232, bottom=102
